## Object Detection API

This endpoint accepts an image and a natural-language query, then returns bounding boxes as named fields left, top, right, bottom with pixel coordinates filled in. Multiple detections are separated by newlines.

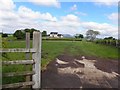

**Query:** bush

left=2, top=33, right=8, bottom=37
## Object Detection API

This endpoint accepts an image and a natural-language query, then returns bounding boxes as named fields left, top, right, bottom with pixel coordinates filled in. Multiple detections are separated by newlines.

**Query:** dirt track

left=42, top=54, right=119, bottom=89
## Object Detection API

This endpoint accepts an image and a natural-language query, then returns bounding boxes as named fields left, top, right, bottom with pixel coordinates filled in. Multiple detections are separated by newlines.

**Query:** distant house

left=49, top=32, right=63, bottom=38
left=57, top=34, right=63, bottom=38
left=50, top=32, right=58, bottom=38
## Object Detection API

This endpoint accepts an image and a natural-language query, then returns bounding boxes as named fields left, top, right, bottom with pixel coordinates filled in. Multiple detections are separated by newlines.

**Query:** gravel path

left=42, top=54, right=119, bottom=89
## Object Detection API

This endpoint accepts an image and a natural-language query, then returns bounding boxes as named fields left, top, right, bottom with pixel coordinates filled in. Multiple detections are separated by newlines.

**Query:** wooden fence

left=1, top=31, right=41, bottom=89
left=94, top=39, right=120, bottom=48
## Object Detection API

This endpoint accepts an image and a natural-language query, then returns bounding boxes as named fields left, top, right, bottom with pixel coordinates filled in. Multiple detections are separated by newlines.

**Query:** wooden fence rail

left=2, top=81, right=35, bottom=89
left=0, top=48, right=36, bottom=53
left=94, top=39, right=120, bottom=48
left=3, top=71, right=35, bottom=77
left=2, top=60, right=35, bottom=65
left=1, top=31, right=41, bottom=89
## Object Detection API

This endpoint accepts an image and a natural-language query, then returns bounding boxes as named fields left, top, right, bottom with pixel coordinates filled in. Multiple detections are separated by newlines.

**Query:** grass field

left=2, top=39, right=119, bottom=84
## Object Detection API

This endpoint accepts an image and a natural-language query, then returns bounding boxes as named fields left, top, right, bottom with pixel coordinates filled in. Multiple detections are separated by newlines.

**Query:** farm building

left=49, top=32, right=63, bottom=38
left=57, top=34, right=63, bottom=38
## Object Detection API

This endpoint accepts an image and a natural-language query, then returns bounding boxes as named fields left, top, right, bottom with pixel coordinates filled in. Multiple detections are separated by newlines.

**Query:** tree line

left=13, top=28, right=39, bottom=39
left=2, top=28, right=99, bottom=40
left=94, top=37, right=120, bottom=47
left=2, top=28, right=47, bottom=39
left=2, top=29, right=119, bottom=43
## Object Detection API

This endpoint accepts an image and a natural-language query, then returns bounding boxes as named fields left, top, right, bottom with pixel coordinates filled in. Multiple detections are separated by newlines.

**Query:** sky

left=0, top=0, right=119, bottom=38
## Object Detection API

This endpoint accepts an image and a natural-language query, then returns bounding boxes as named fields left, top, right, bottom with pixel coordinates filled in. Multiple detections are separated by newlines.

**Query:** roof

left=47, top=34, right=50, bottom=36
left=57, top=34, right=63, bottom=36
left=50, top=32, right=58, bottom=34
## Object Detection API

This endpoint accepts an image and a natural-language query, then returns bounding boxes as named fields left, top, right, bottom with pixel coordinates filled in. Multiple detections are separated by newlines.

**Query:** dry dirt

left=41, top=54, right=119, bottom=89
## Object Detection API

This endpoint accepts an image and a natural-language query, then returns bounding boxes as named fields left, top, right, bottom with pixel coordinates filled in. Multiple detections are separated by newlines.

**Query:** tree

left=14, top=28, right=39, bottom=40
left=2, top=33, right=8, bottom=37
left=104, top=37, right=115, bottom=40
left=30, top=28, right=38, bottom=39
left=86, top=30, right=100, bottom=41
left=42, top=31, right=47, bottom=37
left=75, top=34, right=84, bottom=38
left=13, top=30, right=25, bottom=39
left=25, top=28, right=39, bottom=39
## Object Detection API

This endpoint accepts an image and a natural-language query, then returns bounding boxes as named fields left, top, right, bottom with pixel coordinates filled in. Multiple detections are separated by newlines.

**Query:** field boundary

left=1, top=31, right=41, bottom=89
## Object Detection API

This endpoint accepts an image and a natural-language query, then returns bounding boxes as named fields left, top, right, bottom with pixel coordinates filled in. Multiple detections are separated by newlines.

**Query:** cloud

left=81, top=22, right=118, bottom=38
left=70, top=4, right=77, bottom=11
left=0, top=0, right=57, bottom=33
left=0, top=0, right=118, bottom=39
left=69, top=4, right=87, bottom=16
left=28, top=0, right=60, bottom=8
left=60, top=14, right=81, bottom=28
left=18, top=6, right=57, bottom=21
left=74, top=11, right=87, bottom=16
left=93, top=0, right=118, bottom=6
left=40, top=14, right=81, bottom=35
left=37, top=15, right=118, bottom=38
left=61, top=14, right=79, bottom=22
left=95, top=2, right=117, bottom=6
left=0, top=0, right=15, bottom=11
left=107, top=13, right=118, bottom=23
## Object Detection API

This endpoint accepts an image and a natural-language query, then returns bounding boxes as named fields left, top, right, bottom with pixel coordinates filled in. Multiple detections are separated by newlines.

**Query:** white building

left=57, top=34, right=63, bottom=38
left=49, top=32, right=63, bottom=38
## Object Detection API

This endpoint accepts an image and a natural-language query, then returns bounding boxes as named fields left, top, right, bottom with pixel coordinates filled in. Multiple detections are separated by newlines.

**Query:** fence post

left=116, top=40, right=118, bottom=47
left=26, top=33, right=30, bottom=60
left=110, top=40, right=112, bottom=45
left=0, top=33, right=2, bottom=90
left=32, top=31, right=41, bottom=88
left=25, top=33, right=30, bottom=83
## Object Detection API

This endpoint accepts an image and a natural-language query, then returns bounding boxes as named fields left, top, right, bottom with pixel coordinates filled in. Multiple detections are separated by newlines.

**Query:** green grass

left=41, top=41, right=71, bottom=69
left=2, top=39, right=119, bottom=84
left=68, top=41, right=118, bottom=59
left=42, top=38, right=82, bottom=41
left=3, top=40, right=119, bottom=68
